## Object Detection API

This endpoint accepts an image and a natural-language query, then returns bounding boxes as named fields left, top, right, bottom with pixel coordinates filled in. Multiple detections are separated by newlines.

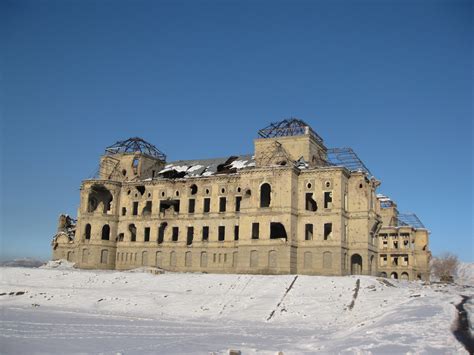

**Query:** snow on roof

left=156, top=154, right=255, bottom=179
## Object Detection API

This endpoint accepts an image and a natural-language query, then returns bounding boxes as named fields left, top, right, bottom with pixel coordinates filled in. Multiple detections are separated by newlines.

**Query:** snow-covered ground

left=1, top=265, right=472, bottom=354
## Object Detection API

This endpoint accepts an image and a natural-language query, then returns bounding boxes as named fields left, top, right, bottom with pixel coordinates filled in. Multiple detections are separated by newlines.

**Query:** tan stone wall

left=53, top=133, right=429, bottom=279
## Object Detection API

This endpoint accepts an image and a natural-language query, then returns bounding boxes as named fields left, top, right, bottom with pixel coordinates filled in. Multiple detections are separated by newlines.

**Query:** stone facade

left=51, top=119, right=430, bottom=280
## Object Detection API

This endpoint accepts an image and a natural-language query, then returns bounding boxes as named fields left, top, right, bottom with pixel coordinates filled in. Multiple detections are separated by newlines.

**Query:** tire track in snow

left=267, top=275, right=298, bottom=321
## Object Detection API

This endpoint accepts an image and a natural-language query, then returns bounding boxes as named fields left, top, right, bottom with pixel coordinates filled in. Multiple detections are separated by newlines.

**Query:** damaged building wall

left=52, top=119, right=431, bottom=278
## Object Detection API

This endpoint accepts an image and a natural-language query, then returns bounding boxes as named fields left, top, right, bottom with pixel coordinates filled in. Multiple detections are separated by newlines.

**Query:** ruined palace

left=52, top=119, right=431, bottom=280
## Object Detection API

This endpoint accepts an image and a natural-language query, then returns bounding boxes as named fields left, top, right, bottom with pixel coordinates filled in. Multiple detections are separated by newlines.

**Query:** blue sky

left=1, top=0, right=472, bottom=261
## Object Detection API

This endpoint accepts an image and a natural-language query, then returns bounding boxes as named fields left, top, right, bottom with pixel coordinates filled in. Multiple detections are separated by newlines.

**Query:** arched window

left=391, top=272, right=398, bottom=280
left=142, top=251, right=148, bottom=266
left=85, top=224, right=91, bottom=240
left=101, top=224, right=110, bottom=240
left=170, top=251, right=177, bottom=267
left=156, top=251, right=162, bottom=267
left=260, top=183, right=271, bottom=208
left=351, top=254, right=363, bottom=275
left=100, top=249, right=108, bottom=264
left=323, top=251, right=332, bottom=269
left=268, top=250, right=277, bottom=268
left=200, top=252, right=208, bottom=267
left=401, top=272, right=409, bottom=281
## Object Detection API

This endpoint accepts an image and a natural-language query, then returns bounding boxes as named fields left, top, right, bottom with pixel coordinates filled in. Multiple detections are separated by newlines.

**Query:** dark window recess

left=172, top=227, right=179, bottom=242
left=202, top=226, right=209, bottom=241
left=121, top=207, right=126, bottom=216
left=132, top=202, right=139, bottom=216
left=203, top=198, right=211, bottom=213
left=142, top=201, right=152, bottom=215
left=218, top=226, right=225, bottom=241
left=270, top=222, right=287, bottom=240
left=160, top=200, right=180, bottom=213
left=101, top=225, right=110, bottom=240
left=136, top=185, right=145, bottom=195
left=144, top=227, right=150, bottom=242
left=118, top=233, right=124, bottom=242
left=235, top=196, right=242, bottom=212
left=324, top=223, right=332, bottom=240
left=324, top=192, right=333, bottom=208
left=219, top=197, right=226, bottom=212
left=188, top=199, right=195, bottom=213
left=234, top=225, right=239, bottom=241
left=190, top=184, right=198, bottom=195
left=305, top=224, right=313, bottom=240
left=158, top=222, right=167, bottom=244
left=85, top=224, right=91, bottom=240
left=129, top=224, right=136, bottom=242
left=252, top=223, right=259, bottom=239
left=305, top=193, right=317, bottom=211
left=260, top=183, right=271, bottom=207
left=187, top=227, right=194, bottom=246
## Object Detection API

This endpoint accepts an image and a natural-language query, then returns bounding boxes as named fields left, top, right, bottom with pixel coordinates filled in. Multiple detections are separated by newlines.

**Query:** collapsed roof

left=258, top=118, right=324, bottom=144
left=105, top=137, right=166, bottom=161
left=156, top=155, right=256, bottom=179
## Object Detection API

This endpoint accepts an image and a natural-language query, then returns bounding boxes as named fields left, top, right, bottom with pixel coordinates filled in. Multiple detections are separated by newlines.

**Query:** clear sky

left=1, top=0, right=472, bottom=262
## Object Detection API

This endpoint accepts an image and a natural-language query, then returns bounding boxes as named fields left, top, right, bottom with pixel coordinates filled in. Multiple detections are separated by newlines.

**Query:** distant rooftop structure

left=105, top=137, right=166, bottom=161
left=377, top=194, right=395, bottom=208
left=397, top=213, right=426, bottom=229
left=258, top=118, right=324, bottom=143
left=327, top=147, right=372, bottom=176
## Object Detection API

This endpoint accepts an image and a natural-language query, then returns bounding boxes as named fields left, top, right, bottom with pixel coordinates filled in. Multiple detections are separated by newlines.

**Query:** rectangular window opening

left=172, top=227, right=179, bottom=242
left=132, top=202, right=139, bottom=216
left=324, top=223, right=332, bottom=240
left=218, top=226, right=225, bottom=241
left=305, top=193, right=317, bottom=211
left=252, top=223, right=259, bottom=239
left=203, top=198, right=211, bottom=213
left=188, top=199, right=195, bottom=214
left=144, top=227, right=150, bottom=242
left=202, top=226, right=209, bottom=241
left=234, top=225, right=239, bottom=241
left=219, top=197, right=226, bottom=212
left=305, top=224, right=313, bottom=240
left=235, top=196, right=242, bottom=212
left=187, top=226, right=194, bottom=246
left=324, top=192, right=333, bottom=209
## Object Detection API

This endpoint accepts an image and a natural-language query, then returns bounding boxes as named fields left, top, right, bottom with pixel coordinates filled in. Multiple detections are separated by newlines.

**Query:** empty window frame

left=305, top=223, right=313, bottom=240
left=324, top=223, right=332, bottom=240
left=85, top=224, right=91, bottom=240
left=158, top=222, right=167, bottom=244
left=188, top=199, right=195, bottom=213
left=129, top=224, right=136, bottom=242
left=144, top=227, right=150, bottom=242
left=160, top=200, right=180, bottom=213
left=203, top=198, right=211, bottom=213
left=260, top=183, right=271, bottom=208
left=187, top=226, right=194, bottom=245
left=132, top=202, right=139, bottom=216
left=324, top=192, right=332, bottom=208
left=101, top=224, right=110, bottom=240
left=121, top=207, right=126, bottom=216
left=252, top=223, right=259, bottom=239
left=270, top=222, right=287, bottom=240
left=172, top=227, right=179, bottom=242
left=142, top=201, right=152, bottom=215
left=305, top=193, right=317, bottom=211
left=202, top=226, right=209, bottom=241
left=219, top=197, right=226, bottom=212
left=218, top=226, right=225, bottom=241
left=235, top=196, right=242, bottom=212
left=234, top=225, right=239, bottom=241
